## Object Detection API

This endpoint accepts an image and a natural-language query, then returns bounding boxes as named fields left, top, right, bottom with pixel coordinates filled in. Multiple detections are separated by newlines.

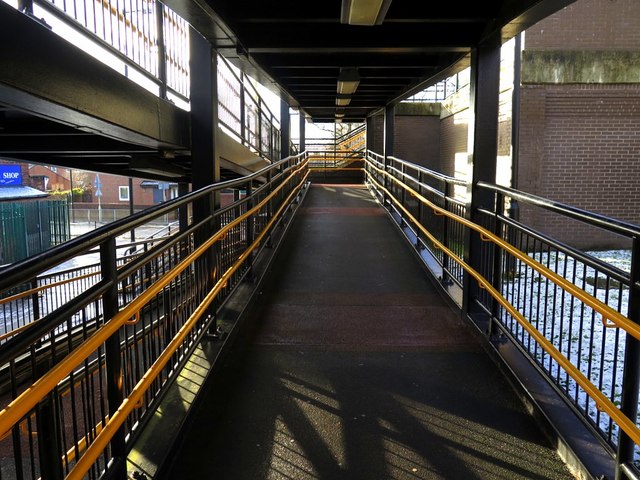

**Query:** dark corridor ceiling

left=0, top=0, right=577, bottom=184
left=169, top=0, right=577, bottom=123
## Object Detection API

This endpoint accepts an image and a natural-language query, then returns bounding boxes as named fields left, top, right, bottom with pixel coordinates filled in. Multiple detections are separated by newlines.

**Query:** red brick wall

left=394, top=115, right=440, bottom=169
left=88, top=172, right=157, bottom=207
left=368, top=113, right=440, bottom=170
left=525, top=0, right=640, bottom=51
left=439, top=110, right=469, bottom=178
left=28, top=165, right=71, bottom=191
left=369, top=114, right=384, bottom=154
left=517, top=84, right=640, bottom=249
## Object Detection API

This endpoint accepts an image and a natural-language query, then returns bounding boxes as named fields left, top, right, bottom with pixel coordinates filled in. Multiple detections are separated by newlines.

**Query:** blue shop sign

left=0, top=165, right=22, bottom=187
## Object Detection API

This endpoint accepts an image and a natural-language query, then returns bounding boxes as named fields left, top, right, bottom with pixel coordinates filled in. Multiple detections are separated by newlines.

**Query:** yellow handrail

left=366, top=160, right=640, bottom=341
left=365, top=170, right=640, bottom=447
left=0, top=272, right=99, bottom=306
left=66, top=168, right=310, bottom=480
left=0, top=159, right=308, bottom=444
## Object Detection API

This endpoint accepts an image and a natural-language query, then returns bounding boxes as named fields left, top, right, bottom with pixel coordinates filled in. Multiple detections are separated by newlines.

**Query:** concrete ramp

left=161, top=185, right=576, bottom=480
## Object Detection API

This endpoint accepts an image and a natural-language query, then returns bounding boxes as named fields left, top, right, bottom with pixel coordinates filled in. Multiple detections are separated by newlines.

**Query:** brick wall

left=88, top=172, right=158, bottom=207
left=439, top=109, right=469, bottom=179
left=517, top=84, right=640, bottom=249
left=394, top=115, right=440, bottom=169
left=369, top=114, right=384, bottom=154
left=367, top=112, right=440, bottom=170
left=525, top=0, right=640, bottom=51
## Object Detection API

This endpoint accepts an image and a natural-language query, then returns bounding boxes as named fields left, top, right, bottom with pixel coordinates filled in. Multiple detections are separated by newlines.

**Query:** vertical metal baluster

left=100, top=238, right=126, bottom=479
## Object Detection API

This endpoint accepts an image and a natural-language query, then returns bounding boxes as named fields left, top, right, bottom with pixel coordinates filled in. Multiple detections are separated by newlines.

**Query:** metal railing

left=307, top=151, right=364, bottom=170
left=0, top=222, right=181, bottom=346
left=403, top=71, right=470, bottom=103
left=217, top=54, right=282, bottom=161
left=7, top=0, right=290, bottom=159
left=366, top=153, right=467, bottom=296
left=305, top=124, right=366, bottom=153
left=12, top=0, right=190, bottom=101
left=0, top=153, right=309, bottom=480
left=364, top=152, right=640, bottom=477
left=304, top=125, right=366, bottom=181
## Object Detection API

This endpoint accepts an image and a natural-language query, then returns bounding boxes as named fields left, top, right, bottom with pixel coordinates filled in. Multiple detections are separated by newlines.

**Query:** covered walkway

left=162, top=185, right=573, bottom=479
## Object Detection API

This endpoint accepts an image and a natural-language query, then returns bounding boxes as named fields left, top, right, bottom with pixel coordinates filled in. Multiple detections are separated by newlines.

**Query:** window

left=119, top=185, right=130, bottom=201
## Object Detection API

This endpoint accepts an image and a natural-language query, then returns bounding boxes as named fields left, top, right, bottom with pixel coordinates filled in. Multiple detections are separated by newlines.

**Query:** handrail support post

left=615, top=235, right=640, bottom=480
left=100, top=237, right=127, bottom=480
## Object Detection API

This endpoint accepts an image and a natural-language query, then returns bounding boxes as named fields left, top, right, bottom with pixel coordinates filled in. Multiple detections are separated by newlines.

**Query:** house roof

left=0, top=186, right=49, bottom=201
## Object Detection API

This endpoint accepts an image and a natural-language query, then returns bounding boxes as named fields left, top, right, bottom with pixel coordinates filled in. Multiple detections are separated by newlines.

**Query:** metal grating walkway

left=161, top=184, right=575, bottom=479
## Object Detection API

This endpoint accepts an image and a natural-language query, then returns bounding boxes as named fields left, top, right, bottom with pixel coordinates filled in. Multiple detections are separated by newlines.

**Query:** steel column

left=511, top=32, right=522, bottom=191
left=383, top=105, right=394, bottom=159
left=299, top=113, right=306, bottom=152
left=101, top=237, right=126, bottom=479
left=383, top=105, right=395, bottom=203
left=178, top=182, right=190, bottom=231
left=190, top=27, right=220, bottom=212
left=366, top=116, right=375, bottom=152
left=36, top=368, right=63, bottom=480
left=462, top=37, right=501, bottom=327
left=155, top=0, right=167, bottom=99
left=616, top=235, right=640, bottom=480
left=190, top=28, right=220, bottom=330
left=128, top=177, right=135, bottom=242
left=280, top=99, right=291, bottom=159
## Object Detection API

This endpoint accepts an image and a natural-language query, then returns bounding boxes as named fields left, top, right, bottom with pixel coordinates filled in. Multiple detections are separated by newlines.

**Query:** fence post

left=240, top=78, right=246, bottom=144
left=100, top=238, right=127, bottom=479
left=441, top=180, right=451, bottom=286
left=156, top=0, right=168, bottom=99
left=415, top=171, right=423, bottom=249
left=615, top=235, right=640, bottom=479
left=383, top=105, right=394, bottom=209
left=488, top=191, right=504, bottom=337
left=245, top=180, right=255, bottom=280
left=36, top=358, right=63, bottom=480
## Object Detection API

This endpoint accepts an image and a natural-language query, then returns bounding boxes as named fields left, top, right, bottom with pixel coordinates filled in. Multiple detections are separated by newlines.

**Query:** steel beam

left=0, top=3, right=189, bottom=150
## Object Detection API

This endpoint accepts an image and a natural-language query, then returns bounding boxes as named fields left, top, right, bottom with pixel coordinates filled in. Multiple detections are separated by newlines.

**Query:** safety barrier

left=8, top=0, right=190, bottom=101
left=0, top=153, right=309, bottom=479
left=364, top=152, right=640, bottom=478
left=217, top=54, right=282, bottom=161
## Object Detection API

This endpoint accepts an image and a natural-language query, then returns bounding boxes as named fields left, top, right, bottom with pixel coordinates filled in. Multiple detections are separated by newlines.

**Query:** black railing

left=0, top=153, right=309, bottom=480
left=364, top=151, right=640, bottom=477
left=366, top=153, right=467, bottom=300
left=10, top=0, right=190, bottom=102
left=217, top=54, right=282, bottom=162
left=475, top=182, right=640, bottom=462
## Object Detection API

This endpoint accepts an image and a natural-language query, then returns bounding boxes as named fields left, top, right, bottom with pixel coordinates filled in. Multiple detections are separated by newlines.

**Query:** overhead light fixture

left=336, top=94, right=351, bottom=106
left=337, top=68, right=360, bottom=94
left=341, top=0, right=393, bottom=26
left=335, top=113, right=345, bottom=119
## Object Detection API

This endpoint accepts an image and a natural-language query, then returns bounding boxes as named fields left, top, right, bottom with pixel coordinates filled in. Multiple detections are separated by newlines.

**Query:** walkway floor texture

left=164, top=185, right=575, bottom=479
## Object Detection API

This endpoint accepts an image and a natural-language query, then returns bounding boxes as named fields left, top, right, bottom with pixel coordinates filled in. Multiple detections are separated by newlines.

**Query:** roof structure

left=0, top=0, right=577, bottom=182
left=0, top=186, right=48, bottom=201
left=167, top=0, right=577, bottom=122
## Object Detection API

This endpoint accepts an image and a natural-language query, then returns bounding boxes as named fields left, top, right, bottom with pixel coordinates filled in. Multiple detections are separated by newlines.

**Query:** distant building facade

left=371, top=0, right=640, bottom=250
